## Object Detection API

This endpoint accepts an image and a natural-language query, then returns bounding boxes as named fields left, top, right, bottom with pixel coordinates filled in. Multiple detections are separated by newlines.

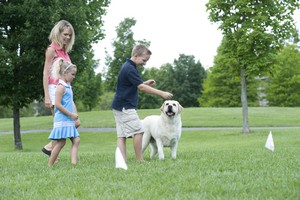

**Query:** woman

left=42, top=20, right=79, bottom=157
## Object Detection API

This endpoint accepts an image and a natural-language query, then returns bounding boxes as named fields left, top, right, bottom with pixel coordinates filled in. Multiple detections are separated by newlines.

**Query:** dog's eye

left=166, top=103, right=169, bottom=106
left=173, top=104, right=176, bottom=106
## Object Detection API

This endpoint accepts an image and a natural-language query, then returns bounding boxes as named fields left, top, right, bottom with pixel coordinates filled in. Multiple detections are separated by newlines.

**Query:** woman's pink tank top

left=48, top=42, right=71, bottom=84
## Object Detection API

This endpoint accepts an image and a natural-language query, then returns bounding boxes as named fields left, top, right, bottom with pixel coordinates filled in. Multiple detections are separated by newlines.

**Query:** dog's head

left=160, top=100, right=183, bottom=118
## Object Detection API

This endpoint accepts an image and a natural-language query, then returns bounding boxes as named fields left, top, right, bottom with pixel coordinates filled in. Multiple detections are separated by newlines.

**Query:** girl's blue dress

left=48, top=80, right=79, bottom=140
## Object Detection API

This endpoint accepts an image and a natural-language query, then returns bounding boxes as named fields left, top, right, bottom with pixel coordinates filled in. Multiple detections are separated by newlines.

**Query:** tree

left=138, top=63, right=176, bottom=109
left=200, top=69, right=242, bottom=107
left=138, top=67, right=164, bottom=109
left=266, top=44, right=300, bottom=106
left=104, top=17, right=151, bottom=92
left=56, top=0, right=109, bottom=111
left=172, top=54, right=206, bottom=107
left=206, top=0, right=300, bottom=133
left=200, top=39, right=258, bottom=107
left=105, top=18, right=137, bottom=92
left=153, top=63, right=176, bottom=95
left=75, top=68, right=103, bottom=111
left=0, top=0, right=109, bottom=149
left=141, top=55, right=206, bottom=108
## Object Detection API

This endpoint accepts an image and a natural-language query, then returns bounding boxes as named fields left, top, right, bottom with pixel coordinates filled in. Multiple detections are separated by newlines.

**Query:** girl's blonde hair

left=51, top=58, right=76, bottom=79
left=49, top=20, right=75, bottom=52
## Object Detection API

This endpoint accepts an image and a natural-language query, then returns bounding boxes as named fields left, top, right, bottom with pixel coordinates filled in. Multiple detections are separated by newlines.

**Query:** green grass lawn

left=0, top=107, right=300, bottom=199
left=1, top=107, right=300, bottom=132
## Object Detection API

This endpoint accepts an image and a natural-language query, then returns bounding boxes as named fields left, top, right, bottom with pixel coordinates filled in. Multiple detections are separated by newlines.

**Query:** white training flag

left=265, top=131, right=274, bottom=152
left=115, top=147, right=128, bottom=170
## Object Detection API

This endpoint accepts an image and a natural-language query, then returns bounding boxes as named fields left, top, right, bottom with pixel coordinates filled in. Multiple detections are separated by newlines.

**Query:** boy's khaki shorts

left=113, top=108, right=144, bottom=138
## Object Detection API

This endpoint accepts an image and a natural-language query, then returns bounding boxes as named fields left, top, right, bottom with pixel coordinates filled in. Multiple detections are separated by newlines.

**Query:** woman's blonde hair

left=51, top=58, right=76, bottom=79
left=49, top=20, right=75, bottom=52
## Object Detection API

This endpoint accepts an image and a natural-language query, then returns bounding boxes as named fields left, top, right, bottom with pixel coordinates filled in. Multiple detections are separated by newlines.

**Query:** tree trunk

left=13, top=108, right=23, bottom=150
left=240, top=67, right=250, bottom=134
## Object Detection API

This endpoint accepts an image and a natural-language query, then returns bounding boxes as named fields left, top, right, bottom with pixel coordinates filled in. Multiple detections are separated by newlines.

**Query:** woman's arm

left=43, top=47, right=56, bottom=108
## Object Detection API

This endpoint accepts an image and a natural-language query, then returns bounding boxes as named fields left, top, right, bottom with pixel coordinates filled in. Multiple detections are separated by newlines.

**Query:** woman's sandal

left=41, top=148, right=51, bottom=156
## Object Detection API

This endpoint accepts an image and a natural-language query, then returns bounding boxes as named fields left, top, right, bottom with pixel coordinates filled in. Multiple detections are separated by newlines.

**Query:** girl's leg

left=48, top=139, right=66, bottom=167
left=70, top=137, right=80, bottom=165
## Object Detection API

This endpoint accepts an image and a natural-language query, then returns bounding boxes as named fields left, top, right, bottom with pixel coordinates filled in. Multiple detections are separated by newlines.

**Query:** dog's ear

left=178, top=102, right=184, bottom=113
left=160, top=102, right=165, bottom=111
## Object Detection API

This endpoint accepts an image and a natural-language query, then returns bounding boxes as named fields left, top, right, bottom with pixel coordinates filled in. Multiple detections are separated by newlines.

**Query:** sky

left=93, top=0, right=300, bottom=73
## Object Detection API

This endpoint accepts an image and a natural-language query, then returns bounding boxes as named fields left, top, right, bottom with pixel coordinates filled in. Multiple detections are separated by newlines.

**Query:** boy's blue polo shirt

left=111, top=59, right=144, bottom=111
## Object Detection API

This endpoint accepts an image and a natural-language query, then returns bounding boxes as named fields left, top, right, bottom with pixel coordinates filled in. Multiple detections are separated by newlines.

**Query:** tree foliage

left=105, top=18, right=137, bottom=92
left=266, top=44, right=300, bottom=106
left=75, top=68, right=103, bottom=111
left=172, top=54, right=206, bottom=107
left=0, top=0, right=109, bottom=149
left=200, top=39, right=258, bottom=107
left=138, top=67, right=164, bottom=109
left=206, top=0, right=300, bottom=133
left=207, top=0, right=299, bottom=74
left=139, top=55, right=206, bottom=109
left=104, top=17, right=151, bottom=92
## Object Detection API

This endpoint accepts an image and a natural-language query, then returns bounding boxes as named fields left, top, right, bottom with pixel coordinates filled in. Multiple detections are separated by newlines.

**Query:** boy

left=111, top=44, right=173, bottom=161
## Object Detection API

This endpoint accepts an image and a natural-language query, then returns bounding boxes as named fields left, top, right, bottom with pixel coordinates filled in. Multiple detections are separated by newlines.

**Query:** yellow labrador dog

left=142, top=100, right=183, bottom=160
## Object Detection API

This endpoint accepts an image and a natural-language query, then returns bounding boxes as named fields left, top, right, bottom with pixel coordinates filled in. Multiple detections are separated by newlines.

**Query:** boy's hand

left=162, top=92, right=173, bottom=99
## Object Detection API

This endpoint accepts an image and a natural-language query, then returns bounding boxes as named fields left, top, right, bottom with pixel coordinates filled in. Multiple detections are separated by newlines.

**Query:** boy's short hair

left=131, top=44, right=152, bottom=57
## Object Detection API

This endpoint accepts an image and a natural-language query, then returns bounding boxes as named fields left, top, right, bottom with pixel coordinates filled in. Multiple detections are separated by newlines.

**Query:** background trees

left=2, top=0, right=300, bottom=150
left=206, top=0, right=300, bottom=133
left=266, top=44, right=300, bottom=106
left=0, top=0, right=109, bottom=149
left=170, top=54, right=206, bottom=107
left=104, top=18, right=138, bottom=92
left=200, top=39, right=258, bottom=107
left=138, top=67, right=163, bottom=109
left=103, top=18, right=206, bottom=109
left=139, top=55, right=206, bottom=109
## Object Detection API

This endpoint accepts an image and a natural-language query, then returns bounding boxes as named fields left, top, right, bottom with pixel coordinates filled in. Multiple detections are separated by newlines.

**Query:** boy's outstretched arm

left=138, top=83, right=173, bottom=99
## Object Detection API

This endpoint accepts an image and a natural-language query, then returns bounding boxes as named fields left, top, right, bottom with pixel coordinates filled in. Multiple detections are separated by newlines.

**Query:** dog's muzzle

left=166, top=105, right=175, bottom=117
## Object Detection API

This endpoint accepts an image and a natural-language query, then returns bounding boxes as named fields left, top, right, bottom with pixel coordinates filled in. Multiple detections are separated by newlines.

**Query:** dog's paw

left=158, top=155, right=165, bottom=160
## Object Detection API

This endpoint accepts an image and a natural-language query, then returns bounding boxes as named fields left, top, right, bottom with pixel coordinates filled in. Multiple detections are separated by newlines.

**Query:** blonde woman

left=42, top=20, right=80, bottom=157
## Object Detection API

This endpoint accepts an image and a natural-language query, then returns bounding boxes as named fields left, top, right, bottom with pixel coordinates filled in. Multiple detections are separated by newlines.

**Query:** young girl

left=48, top=58, right=80, bottom=167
